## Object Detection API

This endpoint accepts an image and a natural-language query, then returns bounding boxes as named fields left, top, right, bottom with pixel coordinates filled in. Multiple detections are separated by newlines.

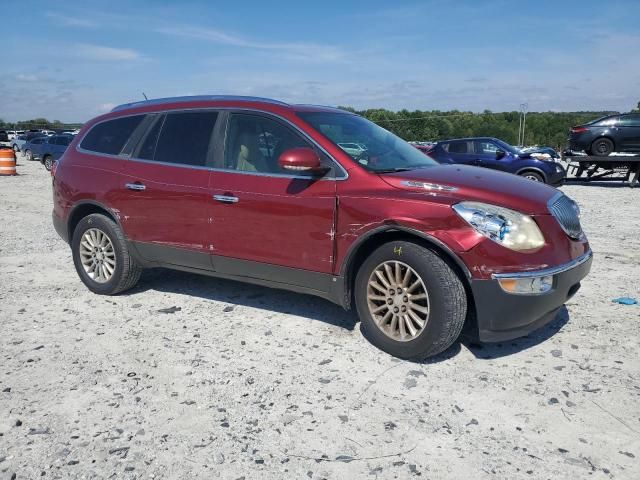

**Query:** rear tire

left=43, top=155, right=53, bottom=171
left=25, top=149, right=32, bottom=161
left=591, top=138, right=614, bottom=157
left=354, top=241, right=467, bottom=360
left=71, top=214, right=142, bottom=295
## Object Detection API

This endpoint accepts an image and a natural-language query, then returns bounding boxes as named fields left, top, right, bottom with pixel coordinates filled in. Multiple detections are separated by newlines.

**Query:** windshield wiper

left=374, top=167, right=417, bottom=173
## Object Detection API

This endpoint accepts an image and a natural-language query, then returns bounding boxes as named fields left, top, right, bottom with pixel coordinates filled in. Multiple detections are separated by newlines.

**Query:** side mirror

left=278, top=147, right=324, bottom=174
left=495, top=149, right=506, bottom=160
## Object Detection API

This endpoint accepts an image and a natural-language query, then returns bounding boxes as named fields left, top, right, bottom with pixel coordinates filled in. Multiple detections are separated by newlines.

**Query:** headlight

left=530, top=153, right=552, bottom=161
left=452, top=202, right=545, bottom=251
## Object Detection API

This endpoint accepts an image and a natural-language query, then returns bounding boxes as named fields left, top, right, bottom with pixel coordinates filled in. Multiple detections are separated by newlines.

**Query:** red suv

left=52, top=96, right=592, bottom=359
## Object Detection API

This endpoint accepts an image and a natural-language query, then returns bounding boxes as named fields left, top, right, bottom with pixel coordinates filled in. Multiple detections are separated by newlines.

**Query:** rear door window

left=446, top=141, right=469, bottom=154
left=81, top=115, right=145, bottom=155
left=147, top=111, right=218, bottom=166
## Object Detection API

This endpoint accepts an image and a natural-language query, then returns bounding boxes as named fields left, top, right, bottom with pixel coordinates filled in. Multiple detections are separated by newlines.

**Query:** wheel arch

left=515, top=167, right=547, bottom=182
left=67, top=201, right=121, bottom=242
left=340, top=226, right=473, bottom=304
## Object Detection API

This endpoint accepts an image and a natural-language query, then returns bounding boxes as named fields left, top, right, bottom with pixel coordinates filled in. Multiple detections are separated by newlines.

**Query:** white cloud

left=156, top=25, right=344, bottom=62
left=45, top=12, right=97, bottom=28
left=16, top=74, right=39, bottom=82
left=75, top=44, right=141, bottom=61
left=98, top=103, right=116, bottom=112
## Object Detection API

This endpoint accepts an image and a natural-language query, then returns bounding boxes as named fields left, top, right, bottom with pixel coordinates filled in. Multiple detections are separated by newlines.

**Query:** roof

left=110, top=95, right=352, bottom=115
left=111, top=95, right=290, bottom=112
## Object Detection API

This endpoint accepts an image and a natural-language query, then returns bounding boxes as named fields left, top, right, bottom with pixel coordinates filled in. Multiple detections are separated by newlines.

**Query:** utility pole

left=519, top=103, right=528, bottom=147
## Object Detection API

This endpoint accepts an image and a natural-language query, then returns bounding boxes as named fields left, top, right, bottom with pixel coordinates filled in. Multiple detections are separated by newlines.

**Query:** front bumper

left=470, top=251, right=592, bottom=342
left=546, top=164, right=566, bottom=186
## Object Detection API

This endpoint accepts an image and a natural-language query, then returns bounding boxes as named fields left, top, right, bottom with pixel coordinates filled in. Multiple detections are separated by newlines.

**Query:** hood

left=379, top=164, right=557, bottom=215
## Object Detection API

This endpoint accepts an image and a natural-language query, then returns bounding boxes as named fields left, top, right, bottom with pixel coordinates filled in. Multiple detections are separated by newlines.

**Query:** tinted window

left=54, top=135, right=72, bottom=146
left=619, top=115, right=640, bottom=127
left=225, top=114, right=312, bottom=174
left=447, top=141, right=469, bottom=154
left=81, top=115, right=145, bottom=155
left=152, top=111, right=218, bottom=166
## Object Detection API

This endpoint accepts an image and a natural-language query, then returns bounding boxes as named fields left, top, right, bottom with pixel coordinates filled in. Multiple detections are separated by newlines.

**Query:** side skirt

left=128, top=241, right=348, bottom=308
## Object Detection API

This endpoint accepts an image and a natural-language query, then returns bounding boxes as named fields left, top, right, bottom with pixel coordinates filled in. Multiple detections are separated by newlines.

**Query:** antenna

left=142, top=92, right=148, bottom=100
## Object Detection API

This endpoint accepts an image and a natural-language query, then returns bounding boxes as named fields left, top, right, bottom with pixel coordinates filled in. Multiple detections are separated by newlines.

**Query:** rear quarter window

left=81, top=115, right=145, bottom=155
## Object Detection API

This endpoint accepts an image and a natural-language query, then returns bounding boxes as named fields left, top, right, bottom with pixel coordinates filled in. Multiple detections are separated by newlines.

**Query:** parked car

left=40, top=129, right=56, bottom=136
left=338, top=142, right=367, bottom=158
left=51, top=96, right=591, bottom=360
left=22, top=135, right=49, bottom=161
left=428, top=137, right=566, bottom=185
left=0, top=131, right=9, bottom=143
left=569, top=113, right=640, bottom=156
left=33, top=134, right=74, bottom=170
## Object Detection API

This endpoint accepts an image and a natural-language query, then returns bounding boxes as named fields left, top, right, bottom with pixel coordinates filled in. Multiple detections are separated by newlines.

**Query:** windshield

left=493, top=138, right=520, bottom=154
left=297, top=112, right=438, bottom=172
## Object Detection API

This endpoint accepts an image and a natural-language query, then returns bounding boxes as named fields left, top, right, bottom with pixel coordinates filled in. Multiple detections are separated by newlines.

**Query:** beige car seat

left=235, top=131, right=268, bottom=172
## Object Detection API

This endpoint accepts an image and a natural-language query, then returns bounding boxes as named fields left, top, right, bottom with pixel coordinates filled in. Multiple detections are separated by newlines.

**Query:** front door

left=473, top=140, right=510, bottom=172
left=208, top=112, right=337, bottom=280
left=117, top=110, right=220, bottom=270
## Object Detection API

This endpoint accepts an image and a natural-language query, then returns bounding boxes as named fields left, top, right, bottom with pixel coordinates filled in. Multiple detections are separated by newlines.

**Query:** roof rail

left=111, top=95, right=289, bottom=112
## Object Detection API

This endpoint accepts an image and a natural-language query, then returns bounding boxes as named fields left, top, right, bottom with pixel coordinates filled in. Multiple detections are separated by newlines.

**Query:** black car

left=569, top=113, right=640, bottom=156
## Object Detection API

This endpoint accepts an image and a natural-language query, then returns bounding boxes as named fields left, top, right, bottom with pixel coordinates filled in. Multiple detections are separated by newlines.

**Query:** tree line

left=2, top=100, right=638, bottom=148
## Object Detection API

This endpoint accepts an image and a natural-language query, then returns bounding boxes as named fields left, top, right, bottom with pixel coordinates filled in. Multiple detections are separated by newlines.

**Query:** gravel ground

left=1, top=157, right=639, bottom=480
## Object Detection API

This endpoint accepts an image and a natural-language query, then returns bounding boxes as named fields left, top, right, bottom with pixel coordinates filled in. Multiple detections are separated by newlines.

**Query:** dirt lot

left=1, top=156, right=639, bottom=480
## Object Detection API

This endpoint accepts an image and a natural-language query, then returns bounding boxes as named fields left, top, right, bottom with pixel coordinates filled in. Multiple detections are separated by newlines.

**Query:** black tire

left=354, top=241, right=467, bottom=360
left=591, top=138, right=614, bottom=157
left=12, top=144, right=18, bottom=153
left=520, top=171, right=544, bottom=183
left=25, top=149, right=32, bottom=161
left=43, top=155, right=53, bottom=171
left=71, top=213, right=142, bottom=295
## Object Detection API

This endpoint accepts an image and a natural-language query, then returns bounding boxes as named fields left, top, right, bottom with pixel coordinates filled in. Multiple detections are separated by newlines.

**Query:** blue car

left=427, top=137, right=566, bottom=185
left=33, top=134, right=74, bottom=170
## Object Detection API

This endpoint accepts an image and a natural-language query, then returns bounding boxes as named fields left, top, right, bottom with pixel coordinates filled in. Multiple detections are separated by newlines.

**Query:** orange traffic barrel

left=0, top=148, right=16, bottom=176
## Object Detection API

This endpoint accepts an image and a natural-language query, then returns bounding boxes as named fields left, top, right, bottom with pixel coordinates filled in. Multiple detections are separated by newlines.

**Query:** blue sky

left=2, top=0, right=639, bottom=122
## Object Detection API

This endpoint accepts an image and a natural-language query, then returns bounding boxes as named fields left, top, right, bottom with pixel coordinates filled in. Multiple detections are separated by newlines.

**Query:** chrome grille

left=549, top=194, right=582, bottom=239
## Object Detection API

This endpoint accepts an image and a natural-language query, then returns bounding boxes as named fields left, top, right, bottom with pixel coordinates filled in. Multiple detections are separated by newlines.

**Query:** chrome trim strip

left=491, top=250, right=592, bottom=279
left=75, top=107, right=349, bottom=181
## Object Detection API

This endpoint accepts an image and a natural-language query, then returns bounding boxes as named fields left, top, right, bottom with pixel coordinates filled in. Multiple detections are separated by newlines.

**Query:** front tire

left=354, top=241, right=467, bottom=360
left=520, top=171, right=544, bottom=183
left=591, top=138, right=614, bottom=157
left=25, top=149, right=32, bottom=161
left=43, top=155, right=53, bottom=171
left=71, top=214, right=142, bottom=295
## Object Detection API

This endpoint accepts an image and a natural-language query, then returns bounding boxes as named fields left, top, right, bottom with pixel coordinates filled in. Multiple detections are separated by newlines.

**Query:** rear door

left=116, top=110, right=220, bottom=270
left=442, top=140, right=475, bottom=165
left=618, top=114, right=640, bottom=150
left=208, top=112, right=337, bottom=279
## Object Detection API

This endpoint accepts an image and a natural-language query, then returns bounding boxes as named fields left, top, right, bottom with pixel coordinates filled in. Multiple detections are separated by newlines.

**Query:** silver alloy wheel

left=25, top=150, right=32, bottom=161
left=366, top=260, right=430, bottom=342
left=79, top=228, right=116, bottom=283
left=44, top=156, right=52, bottom=171
left=524, top=173, right=541, bottom=182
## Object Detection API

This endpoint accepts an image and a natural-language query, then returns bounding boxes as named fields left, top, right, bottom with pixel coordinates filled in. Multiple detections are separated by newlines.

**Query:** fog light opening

left=498, top=275, right=553, bottom=295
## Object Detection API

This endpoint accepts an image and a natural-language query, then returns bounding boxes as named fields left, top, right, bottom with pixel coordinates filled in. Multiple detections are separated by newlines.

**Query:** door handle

left=125, top=182, right=146, bottom=191
left=213, top=195, right=239, bottom=204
